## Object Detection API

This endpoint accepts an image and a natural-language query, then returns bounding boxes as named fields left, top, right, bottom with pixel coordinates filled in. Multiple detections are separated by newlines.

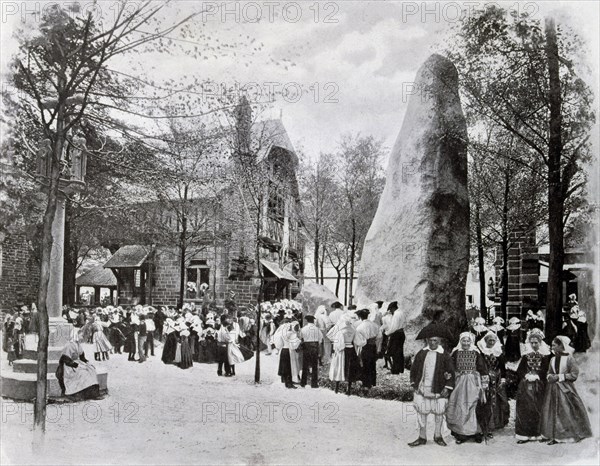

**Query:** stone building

left=493, top=229, right=594, bottom=330
left=0, top=233, right=40, bottom=313
left=103, top=118, right=305, bottom=309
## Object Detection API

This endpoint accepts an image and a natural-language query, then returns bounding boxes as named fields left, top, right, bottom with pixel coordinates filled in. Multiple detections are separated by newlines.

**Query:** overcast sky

left=1, top=1, right=599, bottom=164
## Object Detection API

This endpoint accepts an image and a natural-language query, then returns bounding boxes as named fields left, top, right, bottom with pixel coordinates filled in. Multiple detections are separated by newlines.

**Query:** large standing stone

left=299, top=282, right=340, bottom=315
left=355, top=54, right=469, bottom=353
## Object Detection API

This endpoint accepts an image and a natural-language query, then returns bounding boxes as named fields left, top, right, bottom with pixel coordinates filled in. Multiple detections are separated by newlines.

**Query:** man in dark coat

left=408, top=334, right=455, bottom=447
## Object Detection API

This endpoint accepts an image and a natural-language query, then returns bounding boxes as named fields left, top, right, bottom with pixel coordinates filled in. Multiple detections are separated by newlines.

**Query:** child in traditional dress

left=7, top=336, right=16, bottom=365
left=540, top=336, right=592, bottom=444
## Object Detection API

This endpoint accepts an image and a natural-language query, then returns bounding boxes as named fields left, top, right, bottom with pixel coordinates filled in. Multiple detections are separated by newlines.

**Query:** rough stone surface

left=355, top=54, right=469, bottom=353
left=299, top=282, right=340, bottom=315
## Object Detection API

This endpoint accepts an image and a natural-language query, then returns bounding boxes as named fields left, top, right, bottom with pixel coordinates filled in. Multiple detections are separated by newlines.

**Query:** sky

left=1, top=0, right=599, bottom=163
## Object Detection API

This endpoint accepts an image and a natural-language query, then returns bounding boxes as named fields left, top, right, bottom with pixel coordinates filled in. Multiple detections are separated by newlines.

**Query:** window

left=186, top=262, right=210, bottom=299
left=268, top=191, right=285, bottom=223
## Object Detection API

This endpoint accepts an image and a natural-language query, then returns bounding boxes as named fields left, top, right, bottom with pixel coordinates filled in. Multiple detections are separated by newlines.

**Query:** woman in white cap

left=55, top=331, right=100, bottom=400
left=505, top=317, right=522, bottom=362
left=471, top=317, right=488, bottom=345
left=477, top=331, right=510, bottom=437
left=327, top=314, right=361, bottom=394
left=446, top=332, right=488, bottom=444
left=488, top=317, right=506, bottom=343
left=539, top=336, right=592, bottom=444
left=566, top=295, right=591, bottom=353
left=514, top=329, right=550, bottom=444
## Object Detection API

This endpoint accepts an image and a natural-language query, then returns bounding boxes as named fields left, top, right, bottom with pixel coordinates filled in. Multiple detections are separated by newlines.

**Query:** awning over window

left=104, top=245, right=151, bottom=268
left=260, top=259, right=297, bottom=282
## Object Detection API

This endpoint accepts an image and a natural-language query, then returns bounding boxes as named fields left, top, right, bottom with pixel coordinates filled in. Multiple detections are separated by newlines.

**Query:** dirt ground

left=1, top=341, right=598, bottom=465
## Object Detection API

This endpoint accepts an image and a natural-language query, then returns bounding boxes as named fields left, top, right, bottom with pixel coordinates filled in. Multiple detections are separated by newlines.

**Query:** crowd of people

left=269, top=298, right=592, bottom=447
left=1, top=295, right=594, bottom=447
left=61, top=303, right=259, bottom=371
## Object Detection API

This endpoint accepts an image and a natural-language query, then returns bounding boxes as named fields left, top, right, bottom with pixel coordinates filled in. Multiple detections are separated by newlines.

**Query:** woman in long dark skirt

left=540, top=336, right=592, bottom=444
left=125, top=318, right=138, bottom=361
left=339, top=316, right=361, bottom=394
left=385, top=302, right=406, bottom=374
left=161, top=320, right=178, bottom=364
left=477, top=331, right=510, bottom=437
left=178, top=329, right=194, bottom=369
left=505, top=317, right=522, bottom=362
left=202, top=325, right=217, bottom=363
left=514, top=330, right=550, bottom=443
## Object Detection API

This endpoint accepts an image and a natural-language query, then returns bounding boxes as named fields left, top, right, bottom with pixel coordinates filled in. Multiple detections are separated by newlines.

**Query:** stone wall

left=494, top=230, right=539, bottom=319
left=0, top=234, right=40, bottom=313
left=150, top=244, right=260, bottom=308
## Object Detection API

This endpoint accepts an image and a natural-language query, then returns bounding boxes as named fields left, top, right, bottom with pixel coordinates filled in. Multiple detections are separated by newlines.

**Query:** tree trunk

left=500, top=238, right=509, bottom=322
left=314, top=234, right=320, bottom=284
left=349, top=219, right=356, bottom=305
left=254, top=197, right=262, bottom=383
left=62, top=198, right=76, bottom=306
left=545, top=17, right=565, bottom=341
left=343, top=263, right=349, bottom=306
left=319, top=246, right=326, bottom=285
left=334, top=266, right=341, bottom=297
left=475, top=201, right=487, bottom=318
left=178, top=232, right=186, bottom=309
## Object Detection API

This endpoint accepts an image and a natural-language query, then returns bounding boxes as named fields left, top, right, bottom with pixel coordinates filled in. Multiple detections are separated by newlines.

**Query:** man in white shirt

left=300, top=315, right=323, bottom=388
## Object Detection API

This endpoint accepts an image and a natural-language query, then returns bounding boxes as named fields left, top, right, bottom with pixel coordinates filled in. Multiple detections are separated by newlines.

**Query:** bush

left=317, top=360, right=414, bottom=401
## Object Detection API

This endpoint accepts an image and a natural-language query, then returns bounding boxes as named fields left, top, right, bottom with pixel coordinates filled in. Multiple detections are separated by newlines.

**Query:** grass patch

left=317, top=359, right=414, bottom=401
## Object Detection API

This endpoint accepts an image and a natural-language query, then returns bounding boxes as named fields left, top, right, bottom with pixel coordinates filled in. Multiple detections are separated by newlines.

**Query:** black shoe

left=516, top=440, right=529, bottom=444
left=311, top=384, right=319, bottom=389
left=547, top=440, right=558, bottom=445
left=217, top=373, right=223, bottom=376
left=300, top=384, right=306, bottom=388
left=287, top=385, right=297, bottom=389
left=455, top=439, right=465, bottom=445
left=408, top=438, right=427, bottom=447
left=434, top=437, right=447, bottom=447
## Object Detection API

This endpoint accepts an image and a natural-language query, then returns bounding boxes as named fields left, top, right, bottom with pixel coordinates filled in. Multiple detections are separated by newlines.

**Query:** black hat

left=388, top=301, right=398, bottom=311
left=416, top=322, right=452, bottom=340
left=305, top=315, right=315, bottom=323
left=331, top=301, right=343, bottom=309
left=375, top=301, right=384, bottom=307
left=356, top=309, right=370, bottom=319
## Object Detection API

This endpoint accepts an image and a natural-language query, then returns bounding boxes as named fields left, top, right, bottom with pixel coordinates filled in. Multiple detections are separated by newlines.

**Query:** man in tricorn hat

left=408, top=325, right=455, bottom=448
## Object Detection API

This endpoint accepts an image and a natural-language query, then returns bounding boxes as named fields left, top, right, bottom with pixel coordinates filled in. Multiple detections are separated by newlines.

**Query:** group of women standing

left=446, top=330, right=592, bottom=445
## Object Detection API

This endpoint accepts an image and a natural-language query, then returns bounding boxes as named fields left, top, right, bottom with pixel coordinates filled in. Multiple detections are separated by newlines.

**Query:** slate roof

left=104, top=245, right=151, bottom=268
left=76, top=266, right=117, bottom=287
